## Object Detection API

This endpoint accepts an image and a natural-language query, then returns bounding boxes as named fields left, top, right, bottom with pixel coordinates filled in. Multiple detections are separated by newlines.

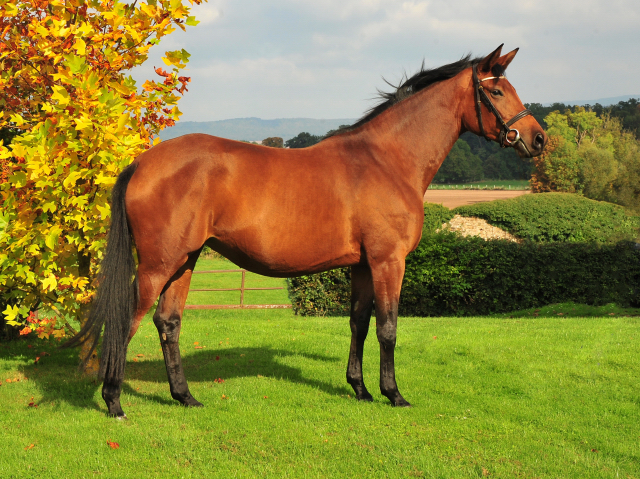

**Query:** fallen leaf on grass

left=194, top=342, right=199, bottom=345
left=482, top=467, right=490, bottom=476
left=28, top=397, right=38, bottom=408
left=221, top=394, right=227, bottom=400
left=215, top=356, right=220, bottom=361
left=107, top=441, right=120, bottom=449
left=195, top=346, right=203, bottom=349
left=214, top=378, right=224, bottom=383
left=263, top=396, right=268, bottom=399
left=136, top=354, right=144, bottom=357
left=24, top=444, right=35, bottom=450
left=591, top=448, right=599, bottom=453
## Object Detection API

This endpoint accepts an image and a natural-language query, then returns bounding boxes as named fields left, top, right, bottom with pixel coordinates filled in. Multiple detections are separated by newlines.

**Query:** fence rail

left=185, top=269, right=291, bottom=310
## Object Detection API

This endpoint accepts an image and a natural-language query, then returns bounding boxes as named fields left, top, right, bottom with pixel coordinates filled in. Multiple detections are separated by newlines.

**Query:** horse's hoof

left=394, top=399, right=411, bottom=408
left=181, top=397, right=204, bottom=408
left=357, top=393, right=374, bottom=402
left=116, top=414, right=129, bottom=420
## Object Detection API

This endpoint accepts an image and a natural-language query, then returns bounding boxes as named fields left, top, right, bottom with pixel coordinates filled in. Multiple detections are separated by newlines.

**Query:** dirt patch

left=423, top=189, right=530, bottom=209
left=442, top=215, right=520, bottom=242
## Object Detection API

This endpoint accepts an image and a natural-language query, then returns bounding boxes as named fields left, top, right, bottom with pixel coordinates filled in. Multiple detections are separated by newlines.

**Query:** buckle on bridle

left=502, top=128, right=520, bottom=147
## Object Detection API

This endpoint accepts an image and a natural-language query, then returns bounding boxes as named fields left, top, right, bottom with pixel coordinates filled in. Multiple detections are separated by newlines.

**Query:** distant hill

left=159, top=117, right=357, bottom=142
left=545, top=95, right=640, bottom=107
left=159, top=95, right=639, bottom=142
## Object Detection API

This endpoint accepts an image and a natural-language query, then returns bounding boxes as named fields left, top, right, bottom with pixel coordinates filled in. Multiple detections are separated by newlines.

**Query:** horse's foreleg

left=346, top=264, right=375, bottom=401
left=371, top=258, right=410, bottom=407
left=153, top=257, right=202, bottom=407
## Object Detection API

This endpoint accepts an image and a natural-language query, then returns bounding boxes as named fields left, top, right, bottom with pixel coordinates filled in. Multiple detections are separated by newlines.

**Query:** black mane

left=325, top=54, right=502, bottom=138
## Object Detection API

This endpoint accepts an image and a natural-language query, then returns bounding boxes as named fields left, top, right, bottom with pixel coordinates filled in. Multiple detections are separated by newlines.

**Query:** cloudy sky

left=132, top=0, right=640, bottom=122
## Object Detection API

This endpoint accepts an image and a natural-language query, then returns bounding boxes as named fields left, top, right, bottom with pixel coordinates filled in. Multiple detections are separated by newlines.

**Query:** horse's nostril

left=534, top=133, right=545, bottom=149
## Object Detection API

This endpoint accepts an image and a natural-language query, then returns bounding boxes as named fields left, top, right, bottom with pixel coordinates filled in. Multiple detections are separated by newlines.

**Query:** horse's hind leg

left=102, top=271, right=165, bottom=418
left=153, top=253, right=202, bottom=407
left=346, top=264, right=375, bottom=401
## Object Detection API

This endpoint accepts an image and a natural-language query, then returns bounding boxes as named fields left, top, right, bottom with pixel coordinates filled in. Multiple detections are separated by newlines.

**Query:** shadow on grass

left=10, top=343, right=349, bottom=412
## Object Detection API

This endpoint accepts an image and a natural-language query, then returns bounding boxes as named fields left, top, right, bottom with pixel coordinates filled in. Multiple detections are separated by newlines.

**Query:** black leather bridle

left=472, top=63, right=533, bottom=156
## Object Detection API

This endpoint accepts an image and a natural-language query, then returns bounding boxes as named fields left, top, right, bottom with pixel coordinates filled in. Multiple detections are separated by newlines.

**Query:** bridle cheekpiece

left=472, top=63, right=532, bottom=155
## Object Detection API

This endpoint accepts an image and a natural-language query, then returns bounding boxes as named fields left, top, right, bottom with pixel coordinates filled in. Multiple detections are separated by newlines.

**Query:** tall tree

left=0, top=0, right=203, bottom=373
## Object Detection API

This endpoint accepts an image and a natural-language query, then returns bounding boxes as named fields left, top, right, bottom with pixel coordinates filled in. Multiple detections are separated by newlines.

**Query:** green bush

left=453, top=193, right=639, bottom=243
left=287, top=269, right=351, bottom=317
left=399, top=232, right=639, bottom=316
left=422, top=202, right=455, bottom=234
left=287, top=234, right=640, bottom=316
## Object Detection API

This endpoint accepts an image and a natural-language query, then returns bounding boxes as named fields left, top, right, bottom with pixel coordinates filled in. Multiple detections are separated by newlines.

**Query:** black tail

left=62, top=162, right=139, bottom=382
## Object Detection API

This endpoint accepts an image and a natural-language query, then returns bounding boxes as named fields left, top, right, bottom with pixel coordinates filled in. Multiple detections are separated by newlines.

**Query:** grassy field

left=428, top=180, right=530, bottom=190
left=1, top=304, right=639, bottom=477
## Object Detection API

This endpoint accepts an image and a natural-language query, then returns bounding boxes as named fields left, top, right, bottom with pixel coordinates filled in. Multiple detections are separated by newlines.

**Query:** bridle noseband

left=472, top=64, right=532, bottom=155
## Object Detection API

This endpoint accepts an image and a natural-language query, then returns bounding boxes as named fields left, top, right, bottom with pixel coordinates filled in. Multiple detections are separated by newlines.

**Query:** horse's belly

left=206, top=227, right=359, bottom=278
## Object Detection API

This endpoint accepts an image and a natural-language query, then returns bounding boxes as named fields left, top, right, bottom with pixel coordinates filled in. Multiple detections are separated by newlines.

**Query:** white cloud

left=131, top=0, right=640, bottom=121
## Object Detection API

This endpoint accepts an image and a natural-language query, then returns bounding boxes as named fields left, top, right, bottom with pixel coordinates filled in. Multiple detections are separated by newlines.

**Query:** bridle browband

left=472, top=63, right=532, bottom=155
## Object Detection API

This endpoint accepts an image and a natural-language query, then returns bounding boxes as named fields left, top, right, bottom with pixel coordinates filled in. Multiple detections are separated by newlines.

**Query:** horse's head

left=462, top=44, right=547, bottom=157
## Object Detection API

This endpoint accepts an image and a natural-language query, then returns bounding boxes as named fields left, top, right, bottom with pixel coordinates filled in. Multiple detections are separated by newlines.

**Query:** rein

left=472, top=64, right=532, bottom=155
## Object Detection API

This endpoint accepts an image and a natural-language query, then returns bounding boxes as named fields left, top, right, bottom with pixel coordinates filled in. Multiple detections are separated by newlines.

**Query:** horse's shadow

left=16, top=345, right=350, bottom=412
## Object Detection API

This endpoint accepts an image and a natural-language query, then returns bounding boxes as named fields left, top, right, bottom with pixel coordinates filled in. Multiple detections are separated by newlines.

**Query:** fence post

left=240, top=270, right=246, bottom=307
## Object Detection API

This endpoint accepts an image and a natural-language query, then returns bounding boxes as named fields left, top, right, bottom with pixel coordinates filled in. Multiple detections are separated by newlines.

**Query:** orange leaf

left=107, top=441, right=120, bottom=449
left=24, top=444, right=35, bottom=450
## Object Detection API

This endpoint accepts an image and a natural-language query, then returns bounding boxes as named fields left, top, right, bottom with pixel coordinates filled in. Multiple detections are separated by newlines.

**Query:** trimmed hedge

left=453, top=193, right=640, bottom=243
left=287, top=234, right=640, bottom=316
left=422, top=202, right=455, bottom=234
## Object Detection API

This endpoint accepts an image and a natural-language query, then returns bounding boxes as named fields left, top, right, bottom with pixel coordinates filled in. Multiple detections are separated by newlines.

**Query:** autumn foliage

left=0, top=0, right=202, bottom=340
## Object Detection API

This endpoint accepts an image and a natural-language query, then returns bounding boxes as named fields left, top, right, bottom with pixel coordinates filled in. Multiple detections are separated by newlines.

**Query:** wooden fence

left=185, top=269, right=291, bottom=310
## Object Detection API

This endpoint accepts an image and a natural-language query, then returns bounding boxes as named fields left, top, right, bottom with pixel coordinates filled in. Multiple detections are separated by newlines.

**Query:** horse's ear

left=478, top=44, right=504, bottom=72
left=497, top=48, right=519, bottom=71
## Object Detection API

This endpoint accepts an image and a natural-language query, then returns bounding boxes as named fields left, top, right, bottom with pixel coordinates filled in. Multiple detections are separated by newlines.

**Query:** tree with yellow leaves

left=0, top=0, right=203, bottom=372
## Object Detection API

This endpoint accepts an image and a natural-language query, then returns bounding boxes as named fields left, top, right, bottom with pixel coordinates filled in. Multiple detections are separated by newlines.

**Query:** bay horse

left=66, top=45, right=547, bottom=418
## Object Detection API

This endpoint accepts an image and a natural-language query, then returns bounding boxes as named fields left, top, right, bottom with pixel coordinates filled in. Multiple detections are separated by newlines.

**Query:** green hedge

left=287, top=233, right=640, bottom=316
left=453, top=193, right=640, bottom=243
left=422, top=202, right=455, bottom=234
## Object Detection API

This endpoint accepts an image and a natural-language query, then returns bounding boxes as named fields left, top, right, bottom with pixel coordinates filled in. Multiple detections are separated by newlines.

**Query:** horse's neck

left=358, top=77, right=466, bottom=197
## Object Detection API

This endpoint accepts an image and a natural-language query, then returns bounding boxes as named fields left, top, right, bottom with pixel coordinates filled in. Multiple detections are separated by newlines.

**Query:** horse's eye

left=491, top=90, right=503, bottom=97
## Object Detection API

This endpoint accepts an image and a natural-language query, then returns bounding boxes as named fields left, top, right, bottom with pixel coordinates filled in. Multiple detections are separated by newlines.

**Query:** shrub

left=399, top=232, right=640, bottom=316
left=422, top=202, right=455, bottom=234
left=287, top=234, right=640, bottom=316
left=453, top=193, right=639, bottom=243
left=287, top=269, right=351, bottom=317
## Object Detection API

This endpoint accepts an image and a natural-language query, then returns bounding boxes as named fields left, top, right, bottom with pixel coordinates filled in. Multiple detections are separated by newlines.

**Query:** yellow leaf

left=9, top=113, right=24, bottom=126
left=2, top=305, right=19, bottom=322
left=42, top=274, right=57, bottom=292
left=74, top=38, right=86, bottom=56
left=63, top=171, right=82, bottom=189
left=153, top=137, right=161, bottom=146
left=96, top=203, right=111, bottom=219
left=74, top=116, right=93, bottom=131
left=52, top=329, right=66, bottom=339
left=45, top=228, right=61, bottom=250
left=51, top=86, right=70, bottom=106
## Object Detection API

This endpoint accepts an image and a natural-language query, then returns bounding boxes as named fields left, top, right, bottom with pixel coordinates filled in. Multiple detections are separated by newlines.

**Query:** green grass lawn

left=428, top=179, right=530, bottom=190
left=1, top=308, right=639, bottom=478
